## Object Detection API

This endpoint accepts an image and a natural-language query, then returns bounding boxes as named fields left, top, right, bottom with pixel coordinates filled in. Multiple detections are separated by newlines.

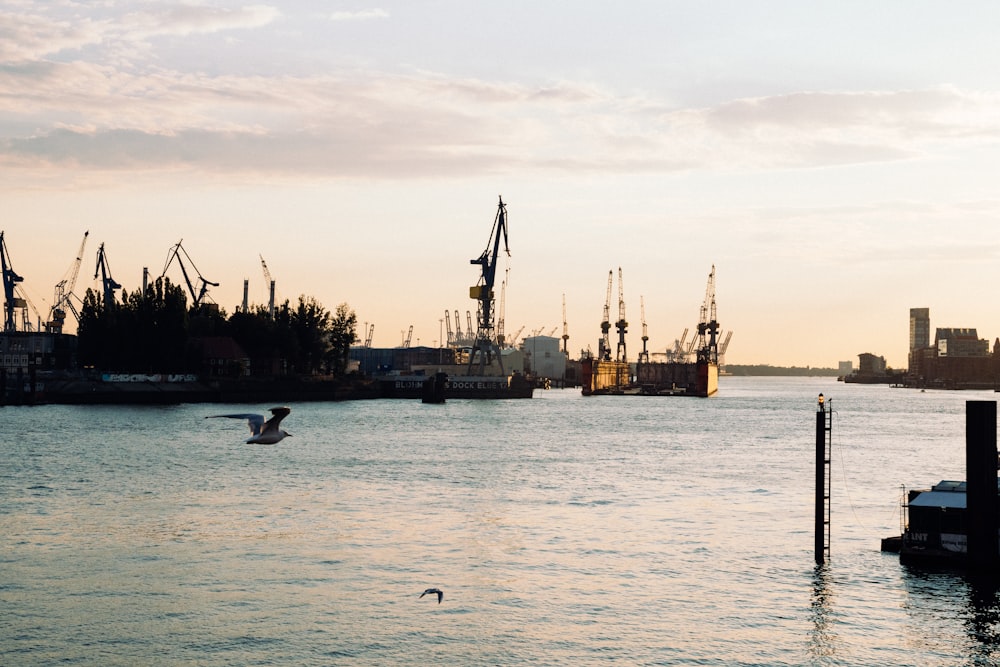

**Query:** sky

left=4, top=1, right=1000, bottom=368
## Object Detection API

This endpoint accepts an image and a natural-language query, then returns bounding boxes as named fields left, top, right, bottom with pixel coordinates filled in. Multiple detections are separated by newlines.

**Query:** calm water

left=3, top=377, right=1000, bottom=665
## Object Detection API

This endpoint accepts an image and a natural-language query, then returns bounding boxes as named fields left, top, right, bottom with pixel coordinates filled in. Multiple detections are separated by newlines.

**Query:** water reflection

left=901, top=564, right=1000, bottom=663
left=809, top=564, right=836, bottom=661
left=965, top=573, right=1000, bottom=664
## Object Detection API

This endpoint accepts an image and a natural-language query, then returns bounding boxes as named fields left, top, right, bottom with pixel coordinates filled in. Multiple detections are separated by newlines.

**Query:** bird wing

left=262, top=406, right=291, bottom=433
left=206, top=413, right=265, bottom=436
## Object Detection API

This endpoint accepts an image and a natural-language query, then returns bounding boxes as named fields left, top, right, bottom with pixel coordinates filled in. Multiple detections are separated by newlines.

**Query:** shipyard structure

left=581, top=265, right=723, bottom=397
left=842, top=307, right=1000, bottom=389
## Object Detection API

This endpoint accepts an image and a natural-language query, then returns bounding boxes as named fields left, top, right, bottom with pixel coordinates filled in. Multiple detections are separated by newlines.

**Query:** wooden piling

left=966, top=400, right=998, bottom=570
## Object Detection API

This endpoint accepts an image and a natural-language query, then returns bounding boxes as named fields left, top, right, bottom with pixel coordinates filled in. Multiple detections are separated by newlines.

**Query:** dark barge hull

left=376, top=373, right=534, bottom=399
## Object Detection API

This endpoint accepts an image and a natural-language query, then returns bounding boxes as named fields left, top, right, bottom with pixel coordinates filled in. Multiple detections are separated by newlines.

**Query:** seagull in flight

left=206, top=406, right=292, bottom=444
left=419, top=588, right=444, bottom=603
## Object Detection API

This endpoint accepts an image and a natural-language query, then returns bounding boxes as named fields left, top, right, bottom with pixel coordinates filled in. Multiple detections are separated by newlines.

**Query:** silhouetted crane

left=599, top=270, right=612, bottom=361
left=46, top=230, right=89, bottom=334
left=161, top=240, right=218, bottom=309
left=94, top=242, right=121, bottom=307
left=467, top=196, right=510, bottom=375
left=1, top=231, right=25, bottom=332
left=615, top=267, right=628, bottom=363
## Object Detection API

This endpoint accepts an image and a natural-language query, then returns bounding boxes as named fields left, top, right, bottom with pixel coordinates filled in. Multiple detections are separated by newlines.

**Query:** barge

left=881, top=480, right=984, bottom=564
left=375, top=371, right=534, bottom=400
left=881, top=400, right=1000, bottom=569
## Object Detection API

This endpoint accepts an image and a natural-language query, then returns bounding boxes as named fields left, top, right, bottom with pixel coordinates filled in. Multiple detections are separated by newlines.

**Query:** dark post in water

left=815, top=393, right=828, bottom=565
left=966, top=400, right=998, bottom=570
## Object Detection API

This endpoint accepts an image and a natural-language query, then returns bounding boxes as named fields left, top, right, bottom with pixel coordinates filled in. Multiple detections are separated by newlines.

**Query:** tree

left=328, top=303, right=358, bottom=375
left=288, top=296, right=331, bottom=374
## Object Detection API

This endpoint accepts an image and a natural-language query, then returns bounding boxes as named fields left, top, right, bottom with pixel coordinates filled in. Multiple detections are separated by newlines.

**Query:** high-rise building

left=910, top=308, right=930, bottom=352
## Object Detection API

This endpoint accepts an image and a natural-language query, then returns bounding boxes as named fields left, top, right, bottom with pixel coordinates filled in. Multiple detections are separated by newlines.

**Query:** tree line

left=76, top=277, right=358, bottom=376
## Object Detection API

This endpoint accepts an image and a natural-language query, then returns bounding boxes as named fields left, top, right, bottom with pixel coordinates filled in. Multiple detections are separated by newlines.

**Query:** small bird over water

left=419, top=588, right=443, bottom=603
left=206, top=406, right=292, bottom=444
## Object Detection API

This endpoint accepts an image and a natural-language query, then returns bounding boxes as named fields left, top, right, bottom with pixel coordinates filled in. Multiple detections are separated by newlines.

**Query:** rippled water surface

left=4, top=377, right=1000, bottom=665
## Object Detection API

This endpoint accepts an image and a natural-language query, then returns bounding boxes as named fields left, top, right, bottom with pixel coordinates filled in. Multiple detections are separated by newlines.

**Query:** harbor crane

left=695, top=265, right=719, bottom=364
left=454, top=310, right=464, bottom=345
left=161, top=240, right=218, bottom=309
left=667, top=328, right=689, bottom=362
left=467, top=196, right=509, bottom=375
left=260, top=254, right=275, bottom=318
left=46, top=230, right=89, bottom=334
left=444, top=310, right=455, bottom=345
left=94, top=242, right=122, bottom=307
left=615, top=267, right=627, bottom=363
left=718, top=330, right=733, bottom=367
left=509, top=325, right=525, bottom=348
left=638, top=295, right=649, bottom=363
left=599, top=270, right=612, bottom=361
left=365, top=323, right=374, bottom=348
left=402, top=325, right=413, bottom=348
left=1, top=231, right=25, bottom=332
left=561, top=294, right=569, bottom=355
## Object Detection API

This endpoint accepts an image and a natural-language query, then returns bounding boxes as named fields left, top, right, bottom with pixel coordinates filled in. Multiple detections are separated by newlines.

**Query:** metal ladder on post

left=822, top=401, right=833, bottom=560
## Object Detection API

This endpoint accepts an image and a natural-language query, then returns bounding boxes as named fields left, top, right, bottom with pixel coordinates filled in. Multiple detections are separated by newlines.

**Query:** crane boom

left=94, top=242, right=121, bottom=307
left=615, top=267, right=628, bottom=363
left=260, top=254, right=275, bottom=317
left=161, top=240, right=219, bottom=308
left=561, top=293, right=569, bottom=355
left=599, top=270, right=612, bottom=361
left=639, top=295, right=649, bottom=363
left=47, top=230, right=89, bottom=333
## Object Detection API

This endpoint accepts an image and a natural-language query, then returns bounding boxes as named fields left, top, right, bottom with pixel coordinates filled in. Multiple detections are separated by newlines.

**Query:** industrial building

left=907, top=308, right=999, bottom=389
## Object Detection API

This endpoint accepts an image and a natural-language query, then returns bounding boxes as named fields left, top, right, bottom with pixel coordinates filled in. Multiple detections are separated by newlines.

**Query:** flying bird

left=206, top=406, right=292, bottom=444
left=419, top=588, right=443, bottom=604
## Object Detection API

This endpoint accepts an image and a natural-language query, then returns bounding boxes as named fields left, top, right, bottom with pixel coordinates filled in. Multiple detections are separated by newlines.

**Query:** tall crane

left=94, top=242, right=121, bottom=307
left=161, top=240, right=218, bottom=309
left=444, top=310, right=454, bottom=346
left=467, top=196, right=509, bottom=375
left=46, top=230, right=89, bottom=334
left=695, top=265, right=719, bottom=364
left=561, top=294, right=569, bottom=355
left=365, top=323, right=375, bottom=348
left=260, top=254, right=275, bottom=318
left=403, top=325, right=413, bottom=348
left=638, top=295, right=649, bottom=363
left=615, top=267, right=628, bottom=363
left=1, top=231, right=25, bottom=332
left=599, top=270, right=612, bottom=361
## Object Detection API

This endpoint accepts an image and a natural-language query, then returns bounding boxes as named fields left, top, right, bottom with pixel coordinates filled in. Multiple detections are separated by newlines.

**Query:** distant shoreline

left=723, top=365, right=842, bottom=377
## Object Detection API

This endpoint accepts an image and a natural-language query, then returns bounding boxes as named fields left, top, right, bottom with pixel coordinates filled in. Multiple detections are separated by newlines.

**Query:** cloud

left=0, top=3, right=280, bottom=63
left=120, top=3, right=281, bottom=39
left=2, top=3, right=999, bottom=183
left=0, top=11, right=107, bottom=62
left=330, top=9, right=389, bottom=22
